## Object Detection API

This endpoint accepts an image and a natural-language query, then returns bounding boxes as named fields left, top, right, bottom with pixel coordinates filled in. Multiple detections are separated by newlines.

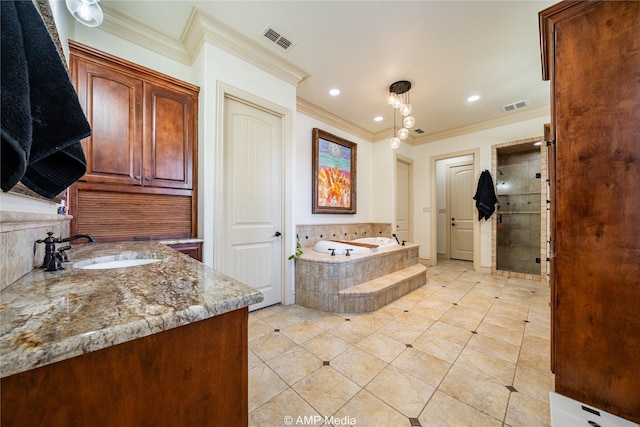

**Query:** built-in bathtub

left=313, top=237, right=398, bottom=255
left=295, top=240, right=426, bottom=313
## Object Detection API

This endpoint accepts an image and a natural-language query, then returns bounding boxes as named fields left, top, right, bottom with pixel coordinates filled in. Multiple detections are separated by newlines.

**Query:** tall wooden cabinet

left=540, top=1, right=639, bottom=422
left=68, top=41, right=199, bottom=243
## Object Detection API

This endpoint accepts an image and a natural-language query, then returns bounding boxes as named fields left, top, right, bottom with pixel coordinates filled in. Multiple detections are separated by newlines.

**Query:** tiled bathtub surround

left=295, top=223, right=393, bottom=249
left=295, top=243, right=426, bottom=313
left=0, top=211, right=71, bottom=290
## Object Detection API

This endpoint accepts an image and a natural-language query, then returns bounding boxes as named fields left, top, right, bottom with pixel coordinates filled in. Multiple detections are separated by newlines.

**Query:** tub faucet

left=392, top=234, right=400, bottom=244
left=345, top=248, right=353, bottom=257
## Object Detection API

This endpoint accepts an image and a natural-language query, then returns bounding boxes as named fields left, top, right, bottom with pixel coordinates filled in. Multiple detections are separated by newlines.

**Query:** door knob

left=452, top=223, right=456, bottom=226
left=451, top=218, right=455, bottom=221
left=274, top=231, right=282, bottom=237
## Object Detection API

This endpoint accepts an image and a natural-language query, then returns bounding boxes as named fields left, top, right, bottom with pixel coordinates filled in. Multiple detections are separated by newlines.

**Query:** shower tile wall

left=496, top=150, right=541, bottom=275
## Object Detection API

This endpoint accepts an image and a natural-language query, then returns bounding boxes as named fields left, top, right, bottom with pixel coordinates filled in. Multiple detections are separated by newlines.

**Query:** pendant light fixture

left=387, top=80, right=415, bottom=149
left=66, top=0, right=103, bottom=27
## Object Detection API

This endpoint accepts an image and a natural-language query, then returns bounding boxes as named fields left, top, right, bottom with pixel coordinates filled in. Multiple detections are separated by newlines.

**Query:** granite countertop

left=0, top=241, right=263, bottom=378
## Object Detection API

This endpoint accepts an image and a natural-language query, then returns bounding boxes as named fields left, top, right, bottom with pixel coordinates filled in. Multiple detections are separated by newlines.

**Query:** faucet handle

left=57, top=245, right=72, bottom=263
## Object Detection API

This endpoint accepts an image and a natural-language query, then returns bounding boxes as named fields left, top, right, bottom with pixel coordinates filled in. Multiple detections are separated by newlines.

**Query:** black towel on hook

left=473, top=170, right=498, bottom=220
left=1, top=0, right=90, bottom=199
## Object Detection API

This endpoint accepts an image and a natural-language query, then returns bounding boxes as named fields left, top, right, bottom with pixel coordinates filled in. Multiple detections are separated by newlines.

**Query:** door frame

left=445, top=160, right=474, bottom=260
left=429, top=149, right=480, bottom=271
left=214, top=81, right=294, bottom=305
left=395, top=154, right=414, bottom=243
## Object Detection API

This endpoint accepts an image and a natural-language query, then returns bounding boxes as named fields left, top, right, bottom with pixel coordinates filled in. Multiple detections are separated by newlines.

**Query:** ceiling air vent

left=414, top=129, right=425, bottom=134
left=261, top=26, right=296, bottom=52
left=501, top=99, right=530, bottom=112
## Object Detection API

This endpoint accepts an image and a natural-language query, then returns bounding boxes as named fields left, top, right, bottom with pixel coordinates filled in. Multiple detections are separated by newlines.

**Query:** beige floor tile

left=439, top=305, right=485, bottom=331
left=248, top=364, right=289, bottom=412
left=331, top=346, right=387, bottom=387
left=279, top=320, right=325, bottom=344
left=505, top=392, right=550, bottom=427
left=427, top=320, right=474, bottom=346
left=513, top=365, right=554, bottom=403
left=517, top=347, right=549, bottom=372
left=261, top=310, right=305, bottom=329
left=466, top=334, right=521, bottom=364
left=391, top=347, right=451, bottom=387
left=419, top=391, right=502, bottom=427
left=377, top=319, right=424, bottom=344
left=248, top=317, right=274, bottom=342
left=412, top=331, right=464, bottom=364
left=248, top=260, right=551, bottom=426
left=439, top=365, right=511, bottom=420
left=356, top=332, right=406, bottom=363
left=392, top=311, right=435, bottom=332
left=482, top=312, right=528, bottom=332
left=365, top=364, right=436, bottom=418
left=301, top=331, right=353, bottom=361
left=248, top=349, right=262, bottom=369
left=249, top=331, right=298, bottom=362
left=326, top=319, right=372, bottom=345
left=332, top=389, right=408, bottom=426
left=455, top=347, right=517, bottom=385
left=249, top=388, right=323, bottom=427
left=476, top=322, right=524, bottom=347
left=266, top=346, right=322, bottom=385
left=292, top=367, right=361, bottom=416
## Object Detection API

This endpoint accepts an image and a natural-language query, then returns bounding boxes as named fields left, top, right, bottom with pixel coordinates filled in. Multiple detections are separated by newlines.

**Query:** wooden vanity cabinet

left=68, top=41, right=199, bottom=242
left=540, top=1, right=640, bottom=422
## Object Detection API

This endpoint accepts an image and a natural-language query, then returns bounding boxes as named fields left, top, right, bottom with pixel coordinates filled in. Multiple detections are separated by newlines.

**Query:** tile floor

left=248, top=259, right=553, bottom=426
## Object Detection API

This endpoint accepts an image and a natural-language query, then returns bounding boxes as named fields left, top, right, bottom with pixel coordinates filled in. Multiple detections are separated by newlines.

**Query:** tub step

left=337, top=263, right=427, bottom=313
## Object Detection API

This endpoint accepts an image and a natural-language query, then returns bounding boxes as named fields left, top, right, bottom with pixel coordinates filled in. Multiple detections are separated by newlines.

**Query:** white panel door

left=223, top=97, right=282, bottom=310
left=395, top=158, right=412, bottom=244
left=449, top=163, right=474, bottom=261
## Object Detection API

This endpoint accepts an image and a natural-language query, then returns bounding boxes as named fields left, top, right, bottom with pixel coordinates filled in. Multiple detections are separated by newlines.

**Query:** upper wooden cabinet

left=540, top=1, right=640, bottom=422
left=70, top=40, right=197, bottom=190
left=68, top=41, right=199, bottom=242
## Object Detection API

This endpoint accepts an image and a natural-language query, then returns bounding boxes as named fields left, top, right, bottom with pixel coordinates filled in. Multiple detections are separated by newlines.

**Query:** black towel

left=473, top=170, right=498, bottom=220
left=1, top=0, right=91, bottom=199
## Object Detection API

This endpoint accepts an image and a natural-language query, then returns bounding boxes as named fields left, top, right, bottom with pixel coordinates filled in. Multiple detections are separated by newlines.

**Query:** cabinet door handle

left=145, top=176, right=150, bottom=181
left=135, top=175, right=141, bottom=180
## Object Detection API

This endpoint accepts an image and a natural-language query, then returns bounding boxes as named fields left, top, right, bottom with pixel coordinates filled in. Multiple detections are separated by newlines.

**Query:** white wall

left=412, top=115, right=549, bottom=268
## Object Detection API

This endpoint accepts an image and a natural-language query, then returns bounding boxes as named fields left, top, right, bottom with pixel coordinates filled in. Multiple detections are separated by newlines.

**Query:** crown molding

left=412, top=104, right=551, bottom=145
left=182, top=9, right=309, bottom=86
left=100, top=5, right=309, bottom=86
left=100, top=5, right=190, bottom=64
left=296, top=98, right=374, bottom=142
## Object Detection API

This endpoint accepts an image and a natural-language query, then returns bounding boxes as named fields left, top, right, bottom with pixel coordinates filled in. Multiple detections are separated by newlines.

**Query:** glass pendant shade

left=66, top=0, right=103, bottom=27
left=392, top=97, right=403, bottom=109
left=397, top=128, right=409, bottom=140
left=403, top=116, right=415, bottom=129
left=399, top=103, right=413, bottom=116
left=389, top=137, right=401, bottom=149
left=387, top=93, right=398, bottom=106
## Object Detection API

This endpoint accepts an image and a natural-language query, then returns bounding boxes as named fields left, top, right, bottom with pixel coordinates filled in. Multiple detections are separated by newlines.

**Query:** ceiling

left=99, top=1, right=555, bottom=143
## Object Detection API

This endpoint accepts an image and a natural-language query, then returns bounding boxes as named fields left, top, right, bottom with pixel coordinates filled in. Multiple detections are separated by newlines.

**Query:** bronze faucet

left=35, top=232, right=96, bottom=271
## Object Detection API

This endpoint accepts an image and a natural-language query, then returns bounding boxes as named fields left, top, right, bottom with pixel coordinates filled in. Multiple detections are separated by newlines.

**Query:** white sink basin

left=74, top=254, right=164, bottom=270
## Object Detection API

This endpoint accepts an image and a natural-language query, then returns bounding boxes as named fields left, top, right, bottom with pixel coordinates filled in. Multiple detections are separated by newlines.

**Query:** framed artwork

left=312, top=128, right=357, bottom=214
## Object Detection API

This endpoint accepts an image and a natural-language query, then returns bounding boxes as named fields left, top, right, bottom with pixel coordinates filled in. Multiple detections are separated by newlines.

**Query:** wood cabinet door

left=143, top=83, right=195, bottom=189
left=74, top=58, right=143, bottom=186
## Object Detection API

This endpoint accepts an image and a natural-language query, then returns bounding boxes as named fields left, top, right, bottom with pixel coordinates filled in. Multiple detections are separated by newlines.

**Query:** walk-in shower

left=495, top=142, right=543, bottom=275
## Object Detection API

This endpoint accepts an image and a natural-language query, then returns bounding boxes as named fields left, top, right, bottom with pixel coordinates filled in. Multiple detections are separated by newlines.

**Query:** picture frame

left=312, top=128, right=357, bottom=214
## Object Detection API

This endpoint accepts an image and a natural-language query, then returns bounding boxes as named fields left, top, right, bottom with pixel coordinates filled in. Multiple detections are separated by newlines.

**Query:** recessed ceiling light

left=467, top=95, right=480, bottom=102
left=533, top=141, right=542, bottom=146
left=374, top=116, right=383, bottom=122
left=329, top=88, right=340, bottom=96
